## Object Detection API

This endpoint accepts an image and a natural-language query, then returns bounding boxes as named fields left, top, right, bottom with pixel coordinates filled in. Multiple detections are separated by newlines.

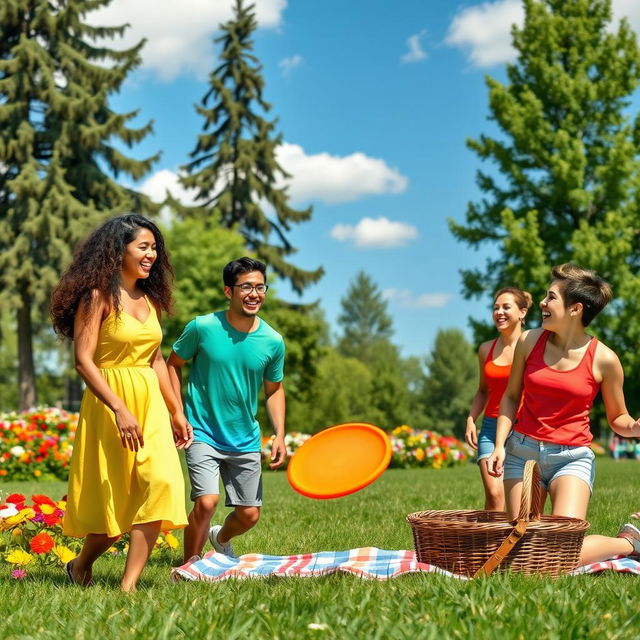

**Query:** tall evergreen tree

left=337, top=271, right=393, bottom=362
left=0, top=0, right=158, bottom=409
left=449, top=0, right=640, bottom=415
left=176, top=0, right=323, bottom=294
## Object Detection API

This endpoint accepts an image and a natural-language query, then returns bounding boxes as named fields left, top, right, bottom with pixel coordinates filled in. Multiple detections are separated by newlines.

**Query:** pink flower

left=11, top=569, right=27, bottom=579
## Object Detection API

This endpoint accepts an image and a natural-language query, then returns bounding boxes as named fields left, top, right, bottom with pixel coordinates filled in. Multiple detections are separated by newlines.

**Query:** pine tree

left=0, top=0, right=158, bottom=409
left=449, top=0, right=640, bottom=414
left=337, top=271, right=393, bottom=362
left=176, top=0, right=323, bottom=294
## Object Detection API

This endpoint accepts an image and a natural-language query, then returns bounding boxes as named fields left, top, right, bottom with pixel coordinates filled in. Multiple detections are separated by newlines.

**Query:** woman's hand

left=114, top=407, right=144, bottom=452
left=487, top=445, right=505, bottom=477
left=465, top=418, right=478, bottom=450
left=171, top=411, right=193, bottom=449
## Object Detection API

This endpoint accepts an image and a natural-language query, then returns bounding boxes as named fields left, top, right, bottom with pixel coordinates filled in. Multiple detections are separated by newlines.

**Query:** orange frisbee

left=287, top=422, right=392, bottom=499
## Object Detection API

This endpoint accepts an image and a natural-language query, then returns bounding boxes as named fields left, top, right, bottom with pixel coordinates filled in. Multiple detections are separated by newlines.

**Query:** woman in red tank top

left=488, top=265, right=640, bottom=528
left=465, top=287, right=532, bottom=510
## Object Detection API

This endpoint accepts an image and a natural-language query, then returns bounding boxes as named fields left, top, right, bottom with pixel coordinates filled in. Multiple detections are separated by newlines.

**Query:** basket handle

left=473, top=459, right=542, bottom=578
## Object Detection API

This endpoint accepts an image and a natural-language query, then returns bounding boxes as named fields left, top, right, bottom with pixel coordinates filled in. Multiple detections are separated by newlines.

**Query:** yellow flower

left=40, top=503, right=56, bottom=515
left=155, top=536, right=164, bottom=547
left=56, top=500, right=66, bottom=510
left=34, top=470, right=42, bottom=477
left=4, top=508, right=34, bottom=526
left=11, top=528, right=22, bottom=537
left=6, top=549, right=33, bottom=565
left=107, top=546, right=119, bottom=554
left=164, top=533, right=179, bottom=549
left=52, top=545, right=76, bottom=565
left=415, top=448, right=425, bottom=462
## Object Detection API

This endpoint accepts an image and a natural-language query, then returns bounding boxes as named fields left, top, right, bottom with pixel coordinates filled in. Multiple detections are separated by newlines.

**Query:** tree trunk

left=17, top=287, right=36, bottom=410
left=64, top=343, right=83, bottom=411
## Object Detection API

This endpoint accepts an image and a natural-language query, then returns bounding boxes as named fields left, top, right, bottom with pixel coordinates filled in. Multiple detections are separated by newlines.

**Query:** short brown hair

left=550, top=264, right=612, bottom=327
left=494, top=287, right=533, bottom=324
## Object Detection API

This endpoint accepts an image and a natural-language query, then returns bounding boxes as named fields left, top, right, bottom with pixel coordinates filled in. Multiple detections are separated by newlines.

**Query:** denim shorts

left=504, top=431, right=595, bottom=492
left=185, top=441, right=263, bottom=506
left=477, top=416, right=498, bottom=463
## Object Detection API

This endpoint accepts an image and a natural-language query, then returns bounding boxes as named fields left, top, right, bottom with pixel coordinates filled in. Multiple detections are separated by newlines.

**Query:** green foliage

left=337, top=271, right=393, bottom=362
left=161, top=217, right=246, bottom=350
left=422, top=328, right=477, bottom=438
left=449, top=0, right=640, bottom=413
left=176, top=0, right=322, bottom=294
left=0, top=0, right=158, bottom=408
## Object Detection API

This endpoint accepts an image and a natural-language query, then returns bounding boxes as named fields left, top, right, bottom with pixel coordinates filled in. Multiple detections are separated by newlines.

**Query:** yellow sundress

left=63, top=298, right=188, bottom=538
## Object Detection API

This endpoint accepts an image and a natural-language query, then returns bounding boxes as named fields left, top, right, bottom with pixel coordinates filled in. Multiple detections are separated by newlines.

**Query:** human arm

left=487, top=331, right=534, bottom=477
left=151, top=337, right=192, bottom=449
left=264, top=379, right=286, bottom=469
left=465, top=343, right=491, bottom=449
left=598, top=345, right=640, bottom=439
left=74, top=291, right=143, bottom=451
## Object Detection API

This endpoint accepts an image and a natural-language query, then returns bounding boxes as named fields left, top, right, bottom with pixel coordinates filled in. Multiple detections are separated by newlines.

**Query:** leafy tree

left=449, top=0, right=640, bottom=417
left=0, top=0, right=158, bottom=409
left=305, top=349, right=377, bottom=431
left=422, top=329, right=476, bottom=438
left=176, top=0, right=323, bottom=294
left=337, top=271, right=393, bottom=362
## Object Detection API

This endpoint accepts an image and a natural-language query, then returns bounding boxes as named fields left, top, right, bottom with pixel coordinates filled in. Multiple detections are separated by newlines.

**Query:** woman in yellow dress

left=50, top=213, right=191, bottom=591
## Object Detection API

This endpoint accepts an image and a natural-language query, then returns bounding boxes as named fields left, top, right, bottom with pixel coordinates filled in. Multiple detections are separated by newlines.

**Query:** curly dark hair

left=50, top=214, right=174, bottom=340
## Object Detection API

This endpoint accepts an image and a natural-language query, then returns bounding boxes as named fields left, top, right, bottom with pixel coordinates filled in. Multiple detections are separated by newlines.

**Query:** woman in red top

left=488, top=264, right=640, bottom=522
left=465, top=287, right=532, bottom=510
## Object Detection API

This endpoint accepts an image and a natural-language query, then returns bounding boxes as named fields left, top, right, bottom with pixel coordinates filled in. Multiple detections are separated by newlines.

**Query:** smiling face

left=224, top=270, right=266, bottom=318
left=539, top=280, right=574, bottom=330
left=121, top=227, right=157, bottom=281
left=492, top=292, right=525, bottom=332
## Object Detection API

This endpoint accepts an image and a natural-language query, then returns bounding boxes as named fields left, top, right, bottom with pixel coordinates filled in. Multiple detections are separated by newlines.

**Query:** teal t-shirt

left=173, top=312, right=285, bottom=452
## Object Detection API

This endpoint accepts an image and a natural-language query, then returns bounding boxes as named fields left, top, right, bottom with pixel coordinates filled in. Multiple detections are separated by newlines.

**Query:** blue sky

left=93, top=0, right=640, bottom=358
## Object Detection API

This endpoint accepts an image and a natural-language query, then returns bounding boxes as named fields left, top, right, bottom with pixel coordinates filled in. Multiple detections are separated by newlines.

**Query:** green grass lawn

left=3, top=458, right=640, bottom=639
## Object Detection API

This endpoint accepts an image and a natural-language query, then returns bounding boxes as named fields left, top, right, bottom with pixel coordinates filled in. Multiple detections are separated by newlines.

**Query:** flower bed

left=261, top=426, right=473, bottom=469
left=0, top=408, right=77, bottom=481
left=0, top=492, right=179, bottom=578
left=389, top=425, right=474, bottom=469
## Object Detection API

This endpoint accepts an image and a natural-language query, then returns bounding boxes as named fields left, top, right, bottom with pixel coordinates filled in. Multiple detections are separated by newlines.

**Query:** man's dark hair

left=223, top=257, right=267, bottom=287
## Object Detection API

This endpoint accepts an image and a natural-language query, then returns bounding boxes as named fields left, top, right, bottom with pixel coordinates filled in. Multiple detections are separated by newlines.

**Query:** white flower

left=307, top=623, right=329, bottom=631
left=10, top=446, right=25, bottom=457
left=0, top=503, right=19, bottom=519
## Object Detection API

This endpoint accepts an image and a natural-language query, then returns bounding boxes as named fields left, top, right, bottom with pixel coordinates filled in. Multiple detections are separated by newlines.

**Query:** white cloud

left=89, top=0, right=287, bottom=81
left=276, top=143, right=408, bottom=204
left=446, top=0, right=640, bottom=68
left=330, top=217, right=418, bottom=248
left=445, top=0, right=523, bottom=67
left=383, top=289, right=452, bottom=309
left=139, top=168, right=199, bottom=206
left=279, top=54, right=303, bottom=75
left=401, top=30, right=427, bottom=63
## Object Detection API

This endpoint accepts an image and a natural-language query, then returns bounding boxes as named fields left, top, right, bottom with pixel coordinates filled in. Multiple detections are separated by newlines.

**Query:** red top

left=483, top=339, right=511, bottom=418
left=516, top=331, right=599, bottom=446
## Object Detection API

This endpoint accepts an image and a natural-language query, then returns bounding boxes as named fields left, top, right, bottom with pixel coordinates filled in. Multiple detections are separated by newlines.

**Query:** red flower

left=30, top=532, right=55, bottom=554
left=43, top=513, right=61, bottom=527
left=6, top=494, right=26, bottom=504
left=32, top=494, right=56, bottom=506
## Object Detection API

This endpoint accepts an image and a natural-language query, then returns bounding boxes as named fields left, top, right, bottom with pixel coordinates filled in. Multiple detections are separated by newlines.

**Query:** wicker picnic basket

left=406, top=460, right=589, bottom=577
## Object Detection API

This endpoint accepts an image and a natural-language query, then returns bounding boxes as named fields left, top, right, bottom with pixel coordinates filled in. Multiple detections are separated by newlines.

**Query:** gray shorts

left=185, top=441, right=263, bottom=507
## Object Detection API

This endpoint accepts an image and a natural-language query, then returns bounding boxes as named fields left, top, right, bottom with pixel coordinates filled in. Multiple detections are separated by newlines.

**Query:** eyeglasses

left=230, top=283, right=269, bottom=294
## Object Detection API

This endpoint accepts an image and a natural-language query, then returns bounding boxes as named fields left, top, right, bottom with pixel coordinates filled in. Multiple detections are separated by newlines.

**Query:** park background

left=3, top=1, right=640, bottom=637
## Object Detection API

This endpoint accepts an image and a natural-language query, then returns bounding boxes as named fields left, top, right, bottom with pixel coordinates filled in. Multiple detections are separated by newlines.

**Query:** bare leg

left=548, top=475, right=591, bottom=519
left=504, top=479, right=523, bottom=521
left=70, top=533, right=119, bottom=585
left=121, top=521, right=162, bottom=592
left=183, top=494, right=219, bottom=563
left=579, top=535, right=633, bottom=565
left=217, top=506, right=260, bottom=544
left=479, top=459, right=504, bottom=511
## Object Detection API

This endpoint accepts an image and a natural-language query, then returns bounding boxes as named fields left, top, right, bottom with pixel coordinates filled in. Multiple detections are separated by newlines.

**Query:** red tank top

left=516, top=331, right=599, bottom=446
left=483, top=339, right=511, bottom=418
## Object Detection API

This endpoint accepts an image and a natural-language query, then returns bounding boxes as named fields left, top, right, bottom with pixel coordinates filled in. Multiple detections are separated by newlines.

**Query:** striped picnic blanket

left=170, top=547, right=640, bottom=582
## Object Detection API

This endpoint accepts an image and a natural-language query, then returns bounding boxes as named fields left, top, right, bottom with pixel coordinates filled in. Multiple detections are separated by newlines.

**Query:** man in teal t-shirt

left=167, top=257, right=286, bottom=563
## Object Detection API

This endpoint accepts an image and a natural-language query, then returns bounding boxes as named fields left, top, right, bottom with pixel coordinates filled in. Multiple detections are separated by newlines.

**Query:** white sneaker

left=208, top=524, right=236, bottom=557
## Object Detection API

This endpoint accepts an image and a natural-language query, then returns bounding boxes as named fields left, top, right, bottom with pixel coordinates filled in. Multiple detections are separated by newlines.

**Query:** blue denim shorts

left=504, top=431, right=595, bottom=492
left=477, top=416, right=498, bottom=463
